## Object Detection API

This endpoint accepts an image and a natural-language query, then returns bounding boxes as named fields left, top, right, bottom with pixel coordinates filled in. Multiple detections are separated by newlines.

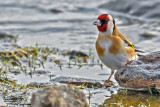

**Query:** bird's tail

left=135, top=49, right=145, bottom=53
left=135, top=49, right=145, bottom=57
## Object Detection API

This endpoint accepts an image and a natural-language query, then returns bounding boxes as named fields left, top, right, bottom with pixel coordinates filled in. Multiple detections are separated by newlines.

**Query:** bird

left=93, top=14, right=137, bottom=84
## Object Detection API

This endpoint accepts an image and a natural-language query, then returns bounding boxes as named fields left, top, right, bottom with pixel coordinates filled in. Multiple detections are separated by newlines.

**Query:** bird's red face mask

left=93, top=14, right=110, bottom=32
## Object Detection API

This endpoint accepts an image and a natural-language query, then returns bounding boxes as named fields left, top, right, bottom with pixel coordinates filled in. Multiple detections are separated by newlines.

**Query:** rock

left=50, top=76, right=103, bottom=88
left=0, top=32, right=14, bottom=39
left=115, top=51, right=160, bottom=91
left=66, top=50, right=88, bottom=59
left=35, top=70, right=51, bottom=74
left=30, top=85, right=89, bottom=107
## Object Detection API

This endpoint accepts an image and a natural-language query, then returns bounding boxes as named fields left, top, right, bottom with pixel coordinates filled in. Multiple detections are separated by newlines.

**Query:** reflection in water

left=103, top=89, right=160, bottom=107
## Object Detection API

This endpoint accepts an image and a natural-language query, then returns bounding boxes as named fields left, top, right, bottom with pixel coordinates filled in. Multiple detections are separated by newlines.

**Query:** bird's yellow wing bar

left=124, top=40, right=135, bottom=50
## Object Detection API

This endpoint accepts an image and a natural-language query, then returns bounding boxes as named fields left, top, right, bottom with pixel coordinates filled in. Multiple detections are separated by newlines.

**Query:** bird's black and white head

left=93, top=14, right=115, bottom=36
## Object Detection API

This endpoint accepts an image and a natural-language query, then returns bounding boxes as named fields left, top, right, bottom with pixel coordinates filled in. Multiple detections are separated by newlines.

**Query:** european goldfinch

left=93, top=14, right=137, bottom=83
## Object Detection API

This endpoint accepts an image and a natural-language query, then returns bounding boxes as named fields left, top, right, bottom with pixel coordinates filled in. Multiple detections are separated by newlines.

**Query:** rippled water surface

left=0, top=0, right=160, bottom=106
left=1, top=0, right=160, bottom=52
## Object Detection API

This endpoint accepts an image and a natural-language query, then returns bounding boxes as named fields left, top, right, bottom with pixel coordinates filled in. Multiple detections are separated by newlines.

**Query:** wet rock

left=115, top=51, right=160, bottom=91
left=35, top=70, right=51, bottom=74
left=0, top=32, right=16, bottom=52
left=30, top=85, right=89, bottom=107
left=28, top=70, right=51, bottom=76
left=66, top=50, right=88, bottom=59
left=50, top=76, right=101, bottom=84
left=50, top=76, right=103, bottom=88
left=0, top=32, right=14, bottom=39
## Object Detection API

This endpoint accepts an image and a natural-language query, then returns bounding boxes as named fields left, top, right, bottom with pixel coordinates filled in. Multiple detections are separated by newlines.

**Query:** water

left=0, top=0, right=105, bottom=51
left=0, top=0, right=159, bottom=52
left=0, top=0, right=160, bottom=106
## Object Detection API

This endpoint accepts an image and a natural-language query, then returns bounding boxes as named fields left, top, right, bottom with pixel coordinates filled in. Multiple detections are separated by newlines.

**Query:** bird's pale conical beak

left=93, top=20, right=101, bottom=26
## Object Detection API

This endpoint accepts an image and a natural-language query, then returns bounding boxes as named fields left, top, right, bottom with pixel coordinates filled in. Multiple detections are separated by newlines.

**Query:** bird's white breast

left=98, top=41, right=129, bottom=70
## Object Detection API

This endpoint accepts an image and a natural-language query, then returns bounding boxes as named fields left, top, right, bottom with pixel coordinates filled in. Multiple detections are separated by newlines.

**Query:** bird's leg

left=106, top=70, right=114, bottom=83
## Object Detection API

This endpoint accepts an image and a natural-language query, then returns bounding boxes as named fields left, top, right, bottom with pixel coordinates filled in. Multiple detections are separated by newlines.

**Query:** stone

left=0, top=32, right=14, bottom=39
left=30, top=85, right=89, bottom=107
left=115, top=51, right=160, bottom=91
left=66, top=50, right=88, bottom=59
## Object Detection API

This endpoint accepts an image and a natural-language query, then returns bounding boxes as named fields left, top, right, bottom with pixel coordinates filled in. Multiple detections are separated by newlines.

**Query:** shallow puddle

left=103, top=89, right=160, bottom=107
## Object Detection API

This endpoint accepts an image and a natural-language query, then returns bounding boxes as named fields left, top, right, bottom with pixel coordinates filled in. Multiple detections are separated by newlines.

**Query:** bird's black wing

left=124, top=40, right=144, bottom=53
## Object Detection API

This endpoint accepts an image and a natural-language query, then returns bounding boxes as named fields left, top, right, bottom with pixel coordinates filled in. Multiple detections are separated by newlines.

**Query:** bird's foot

left=125, top=60, right=132, bottom=65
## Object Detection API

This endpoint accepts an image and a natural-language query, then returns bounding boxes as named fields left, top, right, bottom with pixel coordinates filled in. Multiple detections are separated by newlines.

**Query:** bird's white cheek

left=106, top=21, right=113, bottom=34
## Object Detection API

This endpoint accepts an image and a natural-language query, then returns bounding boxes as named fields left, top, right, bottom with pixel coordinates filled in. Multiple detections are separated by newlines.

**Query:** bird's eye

left=101, top=20, right=108, bottom=24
